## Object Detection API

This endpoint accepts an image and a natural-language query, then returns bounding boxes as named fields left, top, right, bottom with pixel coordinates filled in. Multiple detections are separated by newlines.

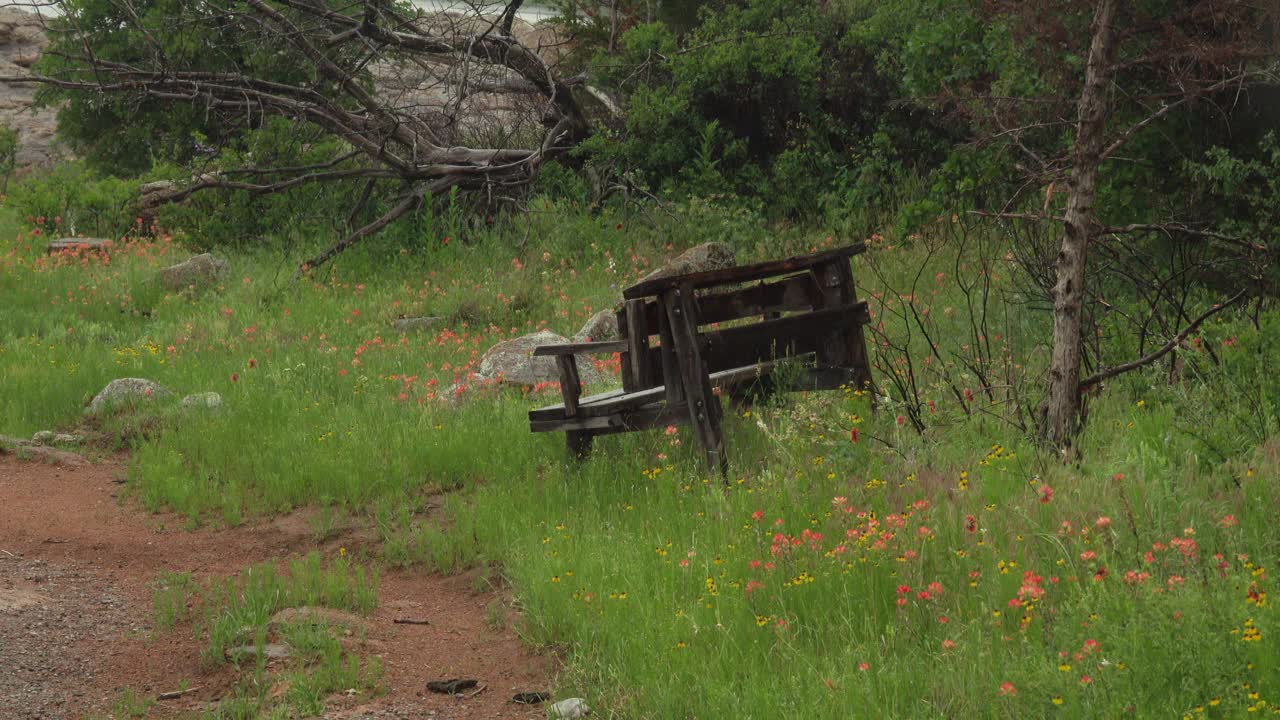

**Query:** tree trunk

left=1044, top=0, right=1119, bottom=447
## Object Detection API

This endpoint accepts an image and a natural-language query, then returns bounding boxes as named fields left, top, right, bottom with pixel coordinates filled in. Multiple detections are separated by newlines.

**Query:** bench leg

left=663, top=285, right=728, bottom=479
left=567, top=430, right=594, bottom=459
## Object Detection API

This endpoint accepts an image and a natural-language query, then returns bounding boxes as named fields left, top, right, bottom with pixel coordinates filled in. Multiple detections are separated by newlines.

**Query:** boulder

left=571, top=309, right=620, bottom=343
left=181, top=392, right=223, bottom=412
left=473, top=330, right=608, bottom=389
left=391, top=316, right=443, bottom=334
left=86, top=378, right=173, bottom=414
left=159, top=253, right=227, bottom=292
left=637, top=242, right=737, bottom=284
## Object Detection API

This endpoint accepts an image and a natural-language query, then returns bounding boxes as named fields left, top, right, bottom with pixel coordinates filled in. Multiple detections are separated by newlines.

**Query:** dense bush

left=9, top=163, right=139, bottom=239
left=581, top=0, right=961, bottom=218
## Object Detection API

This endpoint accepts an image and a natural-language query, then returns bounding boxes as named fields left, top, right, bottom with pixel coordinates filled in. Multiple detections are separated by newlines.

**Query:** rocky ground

left=0, top=455, right=553, bottom=719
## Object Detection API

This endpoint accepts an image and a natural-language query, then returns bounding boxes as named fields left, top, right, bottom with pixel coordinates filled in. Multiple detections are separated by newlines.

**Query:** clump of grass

left=152, top=570, right=196, bottom=631
left=144, top=551, right=381, bottom=718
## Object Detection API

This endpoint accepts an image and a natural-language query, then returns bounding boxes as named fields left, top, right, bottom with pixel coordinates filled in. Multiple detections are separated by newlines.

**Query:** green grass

left=4, top=199, right=1279, bottom=718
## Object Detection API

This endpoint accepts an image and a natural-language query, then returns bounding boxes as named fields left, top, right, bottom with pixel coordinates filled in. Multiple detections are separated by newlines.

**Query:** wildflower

left=857, top=662, right=870, bottom=671
left=1038, top=485, right=1054, bottom=503
left=941, top=639, right=956, bottom=650
left=1080, top=550, right=1097, bottom=562
left=850, top=427, right=859, bottom=443
left=1220, top=515, right=1239, bottom=528
left=998, top=682, right=1017, bottom=697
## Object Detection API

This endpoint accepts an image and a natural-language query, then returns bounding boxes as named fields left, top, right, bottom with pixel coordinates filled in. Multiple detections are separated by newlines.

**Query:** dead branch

left=3, top=0, right=594, bottom=272
left=1077, top=289, right=1247, bottom=390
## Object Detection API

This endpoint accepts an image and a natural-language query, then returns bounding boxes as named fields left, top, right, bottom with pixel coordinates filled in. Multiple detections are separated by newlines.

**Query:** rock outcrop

left=0, top=9, right=58, bottom=169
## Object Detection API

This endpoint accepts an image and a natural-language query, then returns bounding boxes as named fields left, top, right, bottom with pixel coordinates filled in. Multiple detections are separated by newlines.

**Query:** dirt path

left=0, top=456, right=552, bottom=719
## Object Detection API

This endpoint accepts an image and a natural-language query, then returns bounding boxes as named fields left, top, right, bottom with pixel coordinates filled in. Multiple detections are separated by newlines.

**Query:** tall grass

left=2, top=199, right=1277, bottom=717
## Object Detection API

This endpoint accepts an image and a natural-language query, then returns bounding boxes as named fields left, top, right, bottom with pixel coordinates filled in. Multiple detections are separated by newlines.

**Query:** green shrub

left=9, top=163, right=139, bottom=238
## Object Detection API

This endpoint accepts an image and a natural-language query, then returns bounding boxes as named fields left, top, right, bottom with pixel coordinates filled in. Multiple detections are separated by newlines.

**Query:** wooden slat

left=625, top=299, right=655, bottom=390
left=623, top=243, right=866, bottom=299
left=700, top=302, right=870, bottom=373
left=658, top=300, right=684, bottom=406
left=555, top=355, right=582, bottom=417
left=529, top=389, right=627, bottom=421
left=667, top=283, right=728, bottom=475
left=532, top=340, right=628, bottom=357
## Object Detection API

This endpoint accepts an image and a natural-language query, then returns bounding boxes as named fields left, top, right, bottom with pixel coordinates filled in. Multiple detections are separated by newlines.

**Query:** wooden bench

left=528, top=243, right=874, bottom=474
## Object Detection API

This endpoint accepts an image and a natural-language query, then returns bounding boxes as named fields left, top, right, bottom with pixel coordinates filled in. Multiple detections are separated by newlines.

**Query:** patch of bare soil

left=0, top=456, right=552, bottom=719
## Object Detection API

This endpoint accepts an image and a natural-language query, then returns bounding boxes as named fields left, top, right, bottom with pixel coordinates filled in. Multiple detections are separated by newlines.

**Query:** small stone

left=180, top=392, right=223, bottom=411
left=391, top=316, right=443, bottom=334
left=269, top=606, right=369, bottom=634
left=226, top=643, right=290, bottom=661
left=548, top=697, right=591, bottom=718
left=86, top=378, right=172, bottom=415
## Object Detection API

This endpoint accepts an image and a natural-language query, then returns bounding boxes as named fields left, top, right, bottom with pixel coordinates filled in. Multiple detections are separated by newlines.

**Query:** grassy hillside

left=2, top=202, right=1278, bottom=718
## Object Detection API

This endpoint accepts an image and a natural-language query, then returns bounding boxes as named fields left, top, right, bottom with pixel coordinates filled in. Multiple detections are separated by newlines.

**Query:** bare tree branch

left=1078, top=289, right=1247, bottom=390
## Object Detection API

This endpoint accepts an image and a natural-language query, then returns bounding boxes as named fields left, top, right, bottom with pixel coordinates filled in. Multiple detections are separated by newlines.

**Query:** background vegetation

left=4, top=0, right=1280, bottom=717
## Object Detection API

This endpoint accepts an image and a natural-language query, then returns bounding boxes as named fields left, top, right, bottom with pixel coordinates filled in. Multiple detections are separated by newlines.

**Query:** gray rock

left=391, top=316, right=443, bottom=334
left=571, top=309, right=620, bottom=343
left=637, top=242, right=737, bottom=284
left=475, top=330, right=608, bottom=388
left=86, top=378, right=172, bottom=414
left=180, top=392, right=223, bottom=411
left=0, top=9, right=59, bottom=169
left=31, top=431, right=82, bottom=447
left=226, top=643, right=290, bottom=662
left=548, top=697, right=591, bottom=719
left=158, top=253, right=227, bottom=292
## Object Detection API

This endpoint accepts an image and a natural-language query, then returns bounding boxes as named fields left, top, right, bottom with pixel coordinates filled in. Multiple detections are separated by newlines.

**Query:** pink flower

left=1080, top=550, right=1097, bottom=562
left=858, top=662, right=870, bottom=672
left=1219, top=514, right=1238, bottom=528
left=1095, top=516, right=1111, bottom=529
left=1038, top=485, right=1054, bottom=504
left=998, top=682, right=1017, bottom=697
left=942, top=639, right=956, bottom=650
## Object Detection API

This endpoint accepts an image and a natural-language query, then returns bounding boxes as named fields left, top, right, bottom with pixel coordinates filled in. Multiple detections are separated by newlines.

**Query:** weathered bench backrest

left=616, top=244, right=870, bottom=392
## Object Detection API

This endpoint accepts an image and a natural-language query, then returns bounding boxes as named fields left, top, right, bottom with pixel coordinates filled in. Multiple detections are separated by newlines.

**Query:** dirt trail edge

left=0, top=456, right=551, bottom=719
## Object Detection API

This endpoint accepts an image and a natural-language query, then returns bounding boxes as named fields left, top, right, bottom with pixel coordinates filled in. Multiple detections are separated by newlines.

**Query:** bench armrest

left=533, top=340, right=628, bottom=357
